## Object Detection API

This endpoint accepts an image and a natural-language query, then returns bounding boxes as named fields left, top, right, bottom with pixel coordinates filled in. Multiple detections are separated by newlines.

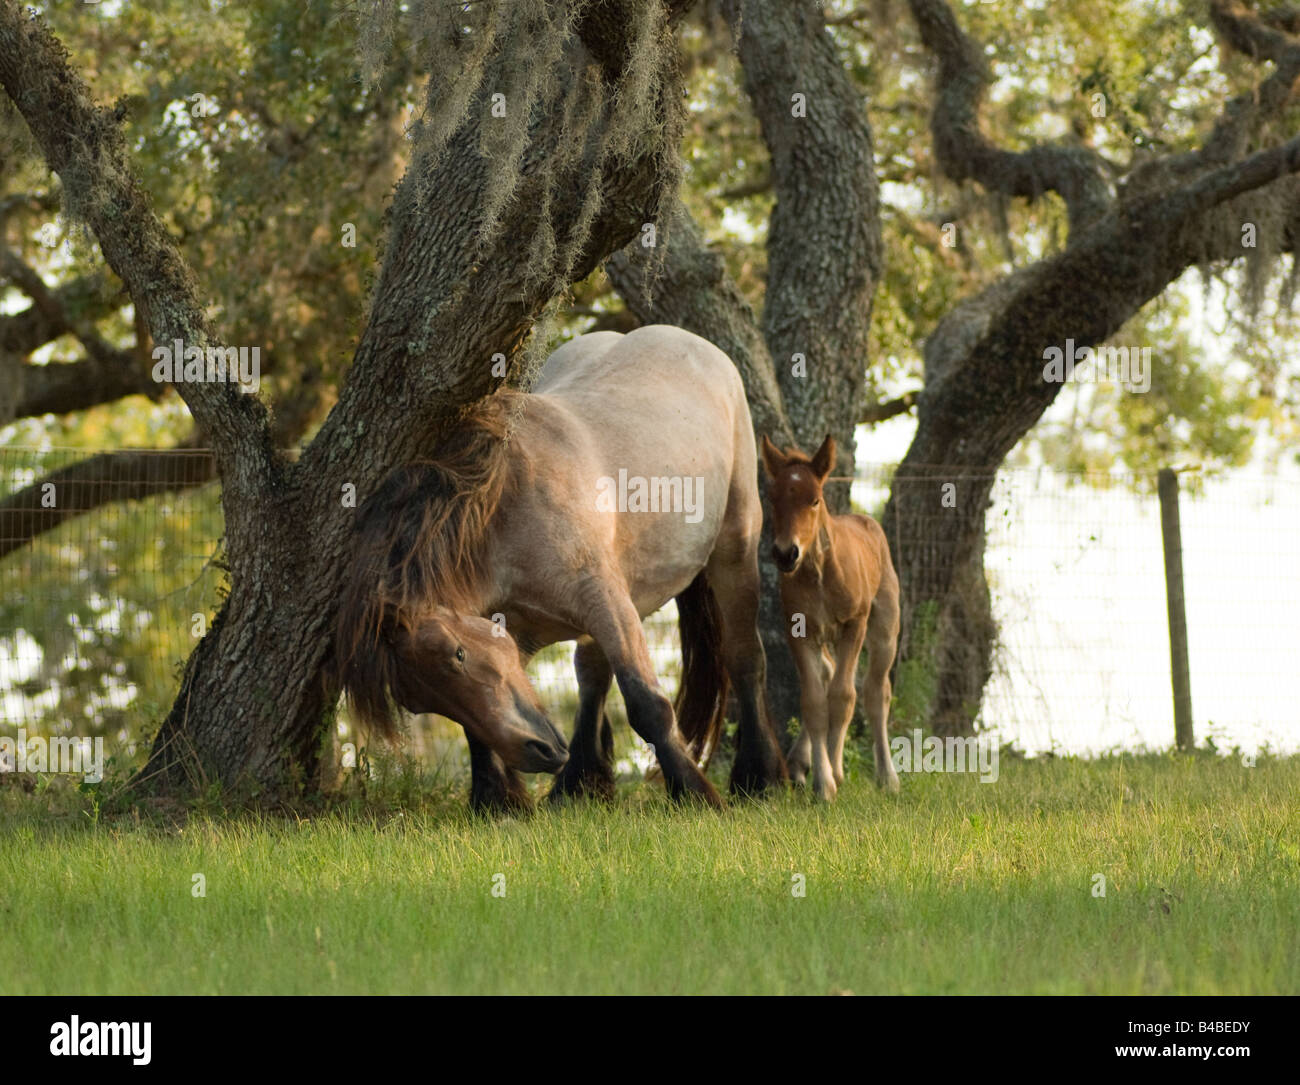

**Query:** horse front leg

left=467, top=734, right=534, bottom=816
left=548, top=637, right=616, bottom=803
left=787, top=646, right=832, bottom=786
left=581, top=582, right=722, bottom=808
left=828, top=619, right=868, bottom=789
left=790, top=639, right=835, bottom=802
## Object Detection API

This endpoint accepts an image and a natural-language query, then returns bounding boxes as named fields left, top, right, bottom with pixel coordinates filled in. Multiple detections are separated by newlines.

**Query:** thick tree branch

left=861, top=391, right=920, bottom=424
left=1199, top=0, right=1300, bottom=164
left=906, top=0, right=1113, bottom=230
left=721, top=0, right=883, bottom=492
left=7, top=351, right=156, bottom=419
left=1212, top=0, right=1300, bottom=63
left=0, top=273, right=117, bottom=356
left=0, top=444, right=216, bottom=561
left=303, top=2, right=691, bottom=485
left=606, top=201, right=793, bottom=444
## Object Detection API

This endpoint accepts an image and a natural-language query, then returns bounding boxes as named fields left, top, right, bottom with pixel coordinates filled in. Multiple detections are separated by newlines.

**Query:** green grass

left=1, top=751, right=1298, bottom=994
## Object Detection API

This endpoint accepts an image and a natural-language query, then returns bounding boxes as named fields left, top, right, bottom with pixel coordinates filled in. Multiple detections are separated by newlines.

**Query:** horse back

left=499, top=325, right=759, bottom=619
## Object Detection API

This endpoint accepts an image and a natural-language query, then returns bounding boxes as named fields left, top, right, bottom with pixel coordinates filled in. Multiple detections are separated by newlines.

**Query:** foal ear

left=760, top=434, right=786, bottom=479
left=810, top=434, right=836, bottom=482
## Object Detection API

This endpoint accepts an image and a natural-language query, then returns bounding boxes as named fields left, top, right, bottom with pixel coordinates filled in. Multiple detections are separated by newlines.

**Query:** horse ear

left=760, top=434, right=785, bottom=479
left=810, top=434, right=836, bottom=481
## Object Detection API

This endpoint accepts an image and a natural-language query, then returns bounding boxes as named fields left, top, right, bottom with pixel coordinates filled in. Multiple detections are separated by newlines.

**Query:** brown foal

left=761, top=434, right=901, bottom=800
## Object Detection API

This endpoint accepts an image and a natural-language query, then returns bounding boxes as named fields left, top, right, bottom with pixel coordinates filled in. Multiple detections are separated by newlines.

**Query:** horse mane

left=335, top=392, right=523, bottom=737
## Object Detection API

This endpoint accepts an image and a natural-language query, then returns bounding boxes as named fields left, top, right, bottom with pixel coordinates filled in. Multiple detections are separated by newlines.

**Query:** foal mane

left=336, top=392, right=523, bottom=735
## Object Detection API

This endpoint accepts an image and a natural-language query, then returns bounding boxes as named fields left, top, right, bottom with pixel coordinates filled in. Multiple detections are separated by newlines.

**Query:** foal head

left=761, top=433, right=835, bottom=575
left=391, top=610, right=569, bottom=774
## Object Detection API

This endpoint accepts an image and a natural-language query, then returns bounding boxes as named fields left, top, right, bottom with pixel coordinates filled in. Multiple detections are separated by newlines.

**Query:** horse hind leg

left=705, top=547, right=789, bottom=796
left=548, top=638, right=617, bottom=803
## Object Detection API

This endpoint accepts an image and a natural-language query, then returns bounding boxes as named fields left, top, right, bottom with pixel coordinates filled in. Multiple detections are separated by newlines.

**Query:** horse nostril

left=771, top=544, right=799, bottom=569
left=526, top=738, right=557, bottom=761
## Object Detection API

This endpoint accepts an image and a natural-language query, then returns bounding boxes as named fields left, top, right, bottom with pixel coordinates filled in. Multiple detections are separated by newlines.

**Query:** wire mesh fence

left=1, top=446, right=1296, bottom=770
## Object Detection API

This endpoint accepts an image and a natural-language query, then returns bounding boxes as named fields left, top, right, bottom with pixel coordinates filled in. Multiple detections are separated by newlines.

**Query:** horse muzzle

left=512, top=699, right=569, bottom=773
left=771, top=543, right=801, bottom=574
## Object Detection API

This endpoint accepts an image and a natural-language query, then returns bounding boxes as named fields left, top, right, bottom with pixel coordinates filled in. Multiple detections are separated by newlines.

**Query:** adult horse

left=336, top=325, right=788, bottom=812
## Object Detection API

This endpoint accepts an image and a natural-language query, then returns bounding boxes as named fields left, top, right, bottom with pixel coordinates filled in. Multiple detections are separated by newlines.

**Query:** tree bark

left=722, top=0, right=884, bottom=511
left=1, top=0, right=698, bottom=797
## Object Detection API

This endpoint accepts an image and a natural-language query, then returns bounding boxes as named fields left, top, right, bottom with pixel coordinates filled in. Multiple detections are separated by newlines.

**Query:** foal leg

left=549, top=638, right=616, bottom=803
left=582, top=581, right=722, bottom=807
left=468, top=734, right=534, bottom=816
left=705, top=549, right=788, bottom=796
left=788, top=647, right=832, bottom=785
left=864, top=589, right=901, bottom=793
left=828, top=618, right=868, bottom=789
left=790, top=639, right=835, bottom=801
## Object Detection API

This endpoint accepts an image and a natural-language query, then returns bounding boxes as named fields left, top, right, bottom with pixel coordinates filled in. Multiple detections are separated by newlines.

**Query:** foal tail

left=674, top=571, right=730, bottom=767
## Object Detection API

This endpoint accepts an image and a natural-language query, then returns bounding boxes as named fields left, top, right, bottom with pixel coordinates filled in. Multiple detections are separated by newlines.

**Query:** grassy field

left=1, top=750, right=1297, bottom=995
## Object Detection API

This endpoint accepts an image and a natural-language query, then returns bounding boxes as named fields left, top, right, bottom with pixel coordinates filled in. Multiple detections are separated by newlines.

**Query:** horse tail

left=674, top=571, right=729, bottom=766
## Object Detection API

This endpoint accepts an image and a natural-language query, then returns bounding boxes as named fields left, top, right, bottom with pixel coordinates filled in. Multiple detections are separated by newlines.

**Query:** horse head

left=760, top=433, right=835, bottom=575
left=391, top=610, right=569, bottom=774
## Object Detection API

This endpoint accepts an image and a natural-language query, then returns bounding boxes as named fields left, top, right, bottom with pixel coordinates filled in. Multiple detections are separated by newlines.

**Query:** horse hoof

left=728, top=776, right=769, bottom=799
left=673, top=774, right=724, bottom=808
left=547, top=769, right=616, bottom=805
left=471, top=792, right=535, bottom=818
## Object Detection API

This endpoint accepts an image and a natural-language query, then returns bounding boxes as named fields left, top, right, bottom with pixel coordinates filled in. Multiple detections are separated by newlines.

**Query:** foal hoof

left=812, top=779, right=838, bottom=803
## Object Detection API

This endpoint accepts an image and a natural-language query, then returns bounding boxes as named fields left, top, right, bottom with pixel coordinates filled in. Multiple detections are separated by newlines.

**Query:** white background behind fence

left=1, top=450, right=1296, bottom=758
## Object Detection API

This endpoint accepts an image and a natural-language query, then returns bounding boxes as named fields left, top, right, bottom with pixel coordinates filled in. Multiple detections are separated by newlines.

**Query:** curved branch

left=0, top=273, right=118, bottom=356
left=906, top=0, right=1113, bottom=230
left=861, top=391, right=920, bottom=425
left=9, top=351, right=157, bottom=418
left=1211, top=0, right=1300, bottom=62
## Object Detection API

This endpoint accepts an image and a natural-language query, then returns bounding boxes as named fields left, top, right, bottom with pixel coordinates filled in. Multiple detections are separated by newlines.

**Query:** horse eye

left=455, top=646, right=466, bottom=664
left=811, top=498, right=820, bottom=507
